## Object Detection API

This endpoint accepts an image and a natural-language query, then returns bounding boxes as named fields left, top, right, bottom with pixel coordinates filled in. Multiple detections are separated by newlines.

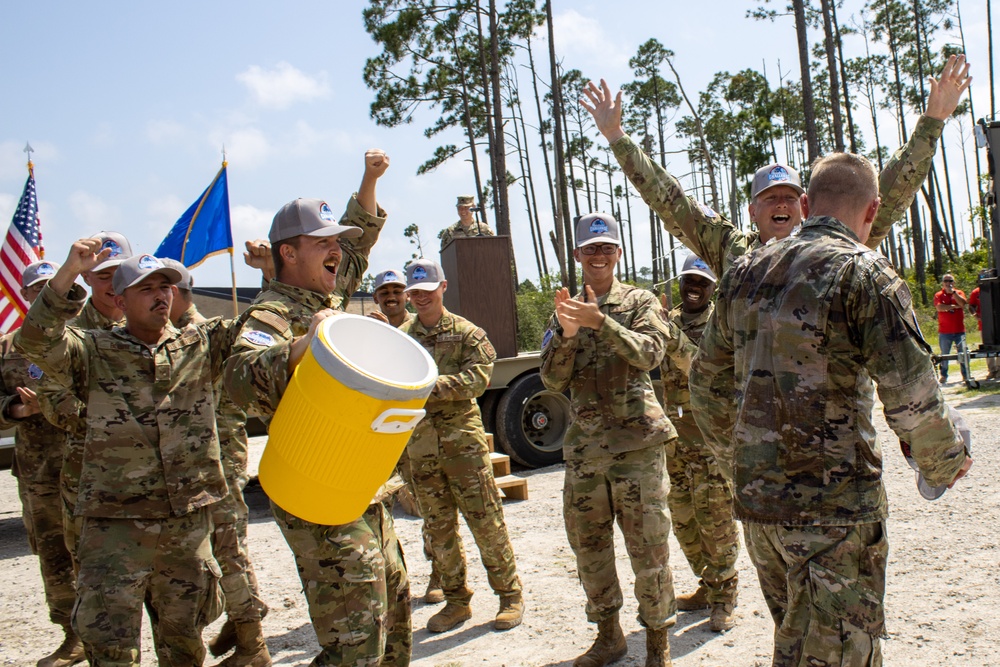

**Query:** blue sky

left=1, top=1, right=994, bottom=289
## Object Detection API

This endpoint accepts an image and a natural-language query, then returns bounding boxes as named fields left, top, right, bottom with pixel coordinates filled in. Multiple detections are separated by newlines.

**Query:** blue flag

left=156, top=164, right=232, bottom=268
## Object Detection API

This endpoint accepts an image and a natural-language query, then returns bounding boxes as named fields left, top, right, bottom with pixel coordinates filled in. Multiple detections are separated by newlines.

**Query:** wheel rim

left=519, top=390, right=570, bottom=454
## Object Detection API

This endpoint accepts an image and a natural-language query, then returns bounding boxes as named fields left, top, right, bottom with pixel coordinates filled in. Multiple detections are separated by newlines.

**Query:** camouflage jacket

left=439, top=219, right=495, bottom=251
left=0, top=332, right=68, bottom=485
left=659, top=303, right=713, bottom=418
left=14, top=283, right=240, bottom=519
left=178, top=304, right=248, bottom=485
left=401, top=309, right=495, bottom=460
left=540, top=279, right=694, bottom=460
left=690, top=216, right=967, bottom=526
left=612, top=115, right=943, bottom=278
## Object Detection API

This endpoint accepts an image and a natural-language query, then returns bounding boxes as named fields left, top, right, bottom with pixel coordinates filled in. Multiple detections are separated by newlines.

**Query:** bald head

left=802, top=153, right=880, bottom=241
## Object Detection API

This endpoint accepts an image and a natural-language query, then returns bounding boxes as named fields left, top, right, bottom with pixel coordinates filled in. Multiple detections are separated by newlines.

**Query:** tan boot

left=427, top=602, right=472, bottom=632
left=675, top=586, right=709, bottom=611
left=36, top=624, right=85, bottom=667
left=209, top=619, right=237, bottom=658
left=573, top=613, right=627, bottom=667
left=424, top=573, right=445, bottom=605
left=216, top=621, right=272, bottom=667
left=709, top=603, right=735, bottom=633
left=644, top=627, right=673, bottom=667
left=494, top=594, right=524, bottom=630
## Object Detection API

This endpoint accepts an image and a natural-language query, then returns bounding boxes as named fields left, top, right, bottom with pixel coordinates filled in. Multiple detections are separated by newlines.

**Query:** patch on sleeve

left=694, top=198, right=719, bottom=219
left=481, top=339, right=496, bottom=358
left=27, top=363, right=43, bottom=380
left=248, top=309, right=291, bottom=336
left=242, top=330, right=275, bottom=347
left=472, top=327, right=487, bottom=341
left=541, top=328, right=554, bottom=350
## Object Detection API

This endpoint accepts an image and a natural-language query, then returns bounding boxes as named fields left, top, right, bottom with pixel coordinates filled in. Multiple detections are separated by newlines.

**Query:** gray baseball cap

left=112, top=254, right=183, bottom=295
left=405, top=259, right=445, bottom=292
left=575, top=213, right=620, bottom=248
left=373, top=269, right=406, bottom=291
left=91, top=231, right=133, bottom=273
left=750, top=164, right=805, bottom=199
left=157, top=258, right=193, bottom=291
left=678, top=254, right=717, bottom=283
left=22, top=260, right=60, bottom=288
left=268, top=199, right=364, bottom=243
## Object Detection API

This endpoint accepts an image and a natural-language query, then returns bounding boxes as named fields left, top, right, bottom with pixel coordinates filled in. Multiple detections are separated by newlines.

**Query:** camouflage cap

left=575, top=213, right=620, bottom=248
left=268, top=198, right=364, bottom=243
left=373, top=269, right=406, bottom=291
left=678, top=254, right=717, bottom=283
left=22, top=260, right=61, bottom=288
left=750, top=164, right=805, bottom=199
left=90, top=231, right=133, bottom=273
left=405, top=258, right=445, bottom=292
left=456, top=195, right=475, bottom=207
left=112, top=254, right=183, bottom=295
left=157, top=257, right=193, bottom=290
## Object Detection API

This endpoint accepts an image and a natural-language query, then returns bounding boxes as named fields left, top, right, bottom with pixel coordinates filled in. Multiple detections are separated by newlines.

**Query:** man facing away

left=540, top=213, right=695, bottom=667
left=691, top=152, right=972, bottom=666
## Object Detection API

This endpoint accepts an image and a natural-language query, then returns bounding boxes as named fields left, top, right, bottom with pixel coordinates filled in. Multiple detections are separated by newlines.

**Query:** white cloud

left=0, top=141, right=59, bottom=181
left=68, top=190, right=120, bottom=228
left=208, top=127, right=271, bottom=168
left=231, top=203, right=273, bottom=243
left=550, top=10, right=630, bottom=73
left=147, top=194, right=186, bottom=221
left=147, top=120, right=189, bottom=145
left=236, top=62, right=331, bottom=110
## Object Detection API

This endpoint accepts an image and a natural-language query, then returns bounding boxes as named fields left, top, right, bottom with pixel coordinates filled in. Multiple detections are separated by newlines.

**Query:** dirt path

left=0, top=385, right=995, bottom=666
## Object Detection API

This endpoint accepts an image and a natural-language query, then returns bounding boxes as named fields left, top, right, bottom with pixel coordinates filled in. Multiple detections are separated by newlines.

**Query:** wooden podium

left=440, top=236, right=518, bottom=359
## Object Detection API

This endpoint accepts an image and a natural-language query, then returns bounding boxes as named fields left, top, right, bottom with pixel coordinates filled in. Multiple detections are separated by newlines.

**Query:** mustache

left=151, top=300, right=169, bottom=311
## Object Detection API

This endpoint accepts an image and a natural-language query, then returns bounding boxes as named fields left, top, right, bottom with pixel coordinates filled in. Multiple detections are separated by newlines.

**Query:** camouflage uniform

left=224, top=196, right=411, bottom=667
left=35, top=298, right=120, bottom=567
left=400, top=309, right=521, bottom=607
left=438, top=219, right=494, bottom=251
left=659, top=303, right=739, bottom=606
left=15, top=282, right=241, bottom=666
left=610, top=114, right=945, bottom=277
left=177, top=304, right=266, bottom=624
left=539, top=279, right=694, bottom=630
left=690, top=216, right=968, bottom=666
left=0, top=333, right=76, bottom=627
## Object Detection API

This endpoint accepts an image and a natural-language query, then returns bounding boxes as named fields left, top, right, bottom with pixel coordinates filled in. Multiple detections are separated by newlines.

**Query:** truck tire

left=495, top=373, right=569, bottom=468
left=478, top=390, right=501, bottom=435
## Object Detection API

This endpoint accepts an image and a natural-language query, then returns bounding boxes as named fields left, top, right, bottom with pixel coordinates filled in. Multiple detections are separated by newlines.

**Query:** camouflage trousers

left=409, top=448, right=521, bottom=606
left=395, top=448, right=442, bottom=580
left=60, top=479, right=83, bottom=573
left=666, top=413, right=739, bottom=604
left=74, top=506, right=223, bottom=666
left=563, top=444, right=676, bottom=630
left=16, top=478, right=76, bottom=626
left=211, top=482, right=266, bottom=624
left=271, top=499, right=411, bottom=666
left=745, top=521, right=888, bottom=667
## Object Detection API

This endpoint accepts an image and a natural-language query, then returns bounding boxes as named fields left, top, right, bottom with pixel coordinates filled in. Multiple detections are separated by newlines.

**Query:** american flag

left=0, top=170, right=44, bottom=333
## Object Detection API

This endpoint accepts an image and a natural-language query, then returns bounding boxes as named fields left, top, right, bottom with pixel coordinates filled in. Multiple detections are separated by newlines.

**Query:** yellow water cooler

left=260, top=313, right=437, bottom=525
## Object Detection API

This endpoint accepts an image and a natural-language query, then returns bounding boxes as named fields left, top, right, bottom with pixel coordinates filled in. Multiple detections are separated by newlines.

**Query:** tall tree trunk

left=546, top=1, right=575, bottom=292
left=487, top=0, right=510, bottom=236
left=665, top=56, right=721, bottom=210
left=449, top=29, right=487, bottom=212
left=820, top=0, right=845, bottom=151
left=957, top=2, right=988, bottom=239
left=623, top=179, right=638, bottom=281
left=511, top=65, right=550, bottom=278
left=939, top=142, right=961, bottom=250
left=507, top=72, right=544, bottom=281
left=474, top=2, right=498, bottom=214
left=830, top=1, right=858, bottom=152
left=792, top=0, right=821, bottom=162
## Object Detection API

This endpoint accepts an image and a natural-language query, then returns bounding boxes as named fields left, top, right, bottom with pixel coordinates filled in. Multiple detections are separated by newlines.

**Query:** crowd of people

left=1, top=53, right=981, bottom=667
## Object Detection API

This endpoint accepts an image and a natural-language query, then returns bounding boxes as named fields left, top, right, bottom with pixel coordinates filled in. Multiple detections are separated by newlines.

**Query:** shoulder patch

left=694, top=198, right=719, bottom=219
left=472, top=327, right=487, bottom=341
left=541, top=328, right=554, bottom=350
left=27, top=363, right=43, bottom=380
left=248, top=308, right=291, bottom=336
left=242, top=330, right=276, bottom=347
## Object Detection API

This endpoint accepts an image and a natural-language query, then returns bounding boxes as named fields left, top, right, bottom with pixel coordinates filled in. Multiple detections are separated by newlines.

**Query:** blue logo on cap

left=589, top=219, right=609, bottom=235
left=101, top=240, right=122, bottom=257
left=28, top=364, right=43, bottom=380
left=768, top=166, right=790, bottom=182
left=319, top=202, right=335, bottom=222
left=692, top=258, right=710, bottom=271
left=138, top=255, right=160, bottom=270
left=36, top=263, right=55, bottom=276
left=412, top=266, right=428, bottom=281
left=384, top=271, right=398, bottom=281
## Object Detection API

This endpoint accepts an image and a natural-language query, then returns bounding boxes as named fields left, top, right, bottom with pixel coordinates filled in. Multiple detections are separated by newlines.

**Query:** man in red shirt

left=967, top=273, right=1000, bottom=380
left=934, top=273, right=969, bottom=383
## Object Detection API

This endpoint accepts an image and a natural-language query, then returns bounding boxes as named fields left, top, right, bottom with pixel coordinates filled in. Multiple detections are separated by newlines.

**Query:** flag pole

left=23, top=143, right=41, bottom=259
left=222, top=148, right=238, bottom=318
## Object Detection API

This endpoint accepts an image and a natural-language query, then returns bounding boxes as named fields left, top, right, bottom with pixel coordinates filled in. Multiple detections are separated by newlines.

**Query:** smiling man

left=15, top=246, right=244, bottom=665
left=540, top=213, right=695, bottom=667
left=659, top=255, right=739, bottom=633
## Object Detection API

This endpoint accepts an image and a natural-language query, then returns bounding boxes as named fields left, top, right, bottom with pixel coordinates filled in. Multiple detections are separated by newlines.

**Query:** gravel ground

left=0, top=382, right=996, bottom=666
